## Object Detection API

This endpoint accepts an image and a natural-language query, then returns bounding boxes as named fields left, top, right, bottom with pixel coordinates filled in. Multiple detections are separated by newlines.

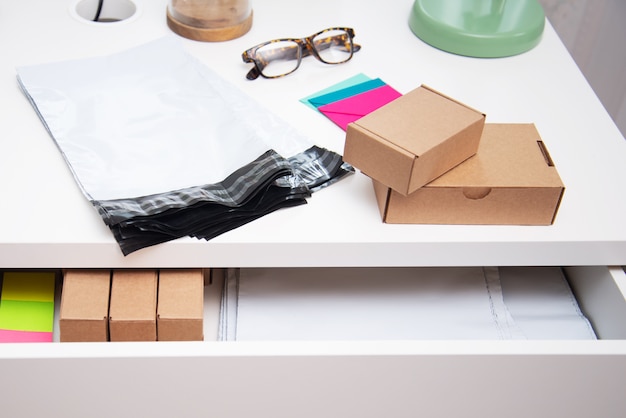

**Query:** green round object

left=409, top=0, right=545, bottom=58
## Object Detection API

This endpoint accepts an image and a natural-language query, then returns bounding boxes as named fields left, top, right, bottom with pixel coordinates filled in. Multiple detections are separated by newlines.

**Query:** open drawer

left=1, top=265, right=625, bottom=417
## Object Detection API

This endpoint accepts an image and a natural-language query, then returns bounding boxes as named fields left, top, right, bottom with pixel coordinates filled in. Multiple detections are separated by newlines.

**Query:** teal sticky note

left=300, top=73, right=372, bottom=110
left=307, top=78, right=387, bottom=109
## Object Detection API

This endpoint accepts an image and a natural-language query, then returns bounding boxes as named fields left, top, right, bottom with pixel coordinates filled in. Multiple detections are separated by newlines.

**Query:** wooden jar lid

left=166, top=8, right=253, bottom=42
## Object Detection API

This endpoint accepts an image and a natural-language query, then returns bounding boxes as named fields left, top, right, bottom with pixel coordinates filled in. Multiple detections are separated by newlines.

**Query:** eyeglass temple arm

left=245, top=66, right=261, bottom=80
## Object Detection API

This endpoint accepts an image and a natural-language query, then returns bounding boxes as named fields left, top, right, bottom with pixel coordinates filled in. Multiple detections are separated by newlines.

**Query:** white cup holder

left=72, top=0, right=138, bottom=24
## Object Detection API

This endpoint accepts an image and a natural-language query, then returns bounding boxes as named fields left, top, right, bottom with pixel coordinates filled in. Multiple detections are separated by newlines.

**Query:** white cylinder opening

left=72, top=0, right=138, bottom=23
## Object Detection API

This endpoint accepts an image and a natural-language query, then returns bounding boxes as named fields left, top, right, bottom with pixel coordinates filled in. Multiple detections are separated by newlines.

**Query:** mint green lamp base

left=409, top=0, right=545, bottom=58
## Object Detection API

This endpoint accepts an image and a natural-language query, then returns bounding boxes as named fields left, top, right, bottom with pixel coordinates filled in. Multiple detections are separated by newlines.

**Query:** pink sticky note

left=0, top=329, right=53, bottom=343
left=318, top=85, right=402, bottom=131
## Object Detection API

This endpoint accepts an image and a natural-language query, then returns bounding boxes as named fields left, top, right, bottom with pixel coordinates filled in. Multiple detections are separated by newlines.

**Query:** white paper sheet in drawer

left=222, top=267, right=596, bottom=341
left=498, top=266, right=597, bottom=339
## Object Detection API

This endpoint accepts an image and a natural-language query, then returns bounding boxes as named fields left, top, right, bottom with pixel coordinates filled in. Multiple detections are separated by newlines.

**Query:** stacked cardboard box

left=59, top=269, right=204, bottom=342
left=109, top=270, right=158, bottom=342
left=344, top=85, right=564, bottom=225
left=157, top=269, right=204, bottom=341
left=60, top=270, right=110, bottom=342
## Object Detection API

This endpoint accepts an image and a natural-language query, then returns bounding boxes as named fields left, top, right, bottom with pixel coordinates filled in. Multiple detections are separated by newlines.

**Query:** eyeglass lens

left=255, top=29, right=354, bottom=78
left=255, top=41, right=302, bottom=78
left=312, top=29, right=354, bottom=64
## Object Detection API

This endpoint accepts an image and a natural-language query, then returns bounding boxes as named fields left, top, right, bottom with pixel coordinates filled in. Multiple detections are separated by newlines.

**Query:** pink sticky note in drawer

left=318, top=84, right=402, bottom=131
left=0, top=329, right=53, bottom=343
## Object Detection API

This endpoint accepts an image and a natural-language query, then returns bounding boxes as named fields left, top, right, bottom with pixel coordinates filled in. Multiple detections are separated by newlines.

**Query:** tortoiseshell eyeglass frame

left=242, top=27, right=361, bottom=80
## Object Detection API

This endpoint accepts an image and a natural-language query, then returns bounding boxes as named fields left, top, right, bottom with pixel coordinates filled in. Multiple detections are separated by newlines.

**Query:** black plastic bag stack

left=17, top=37, right=352, bottom=255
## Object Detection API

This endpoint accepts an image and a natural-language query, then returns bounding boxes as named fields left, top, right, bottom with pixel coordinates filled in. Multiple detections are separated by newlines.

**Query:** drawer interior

left=215, top=266, right=626, bottom=342
left=1, top=266, right=624, bottom=343
left=213, top=265, right=626, bottom=341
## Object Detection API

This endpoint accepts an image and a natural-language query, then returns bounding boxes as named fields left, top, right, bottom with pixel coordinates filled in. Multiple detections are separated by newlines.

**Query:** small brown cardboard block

left=157, top=269, right=204, bottom=341
left=59, top=270, right=111, bottom=342
left=109, top=270, right=157, bottom=342
left=344, top=85, right=485, bottom=196
left=373, top=124, right=565, bottom=225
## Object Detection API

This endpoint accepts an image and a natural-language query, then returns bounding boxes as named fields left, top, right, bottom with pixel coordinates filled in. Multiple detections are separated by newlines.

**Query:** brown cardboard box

left=157, top=269, right=204, bottom=341
left=344, top=85, right=485, bottom=195
left=59, top=270, right=111, bottom=342
left=109, top=270, right=157, bottom=342
left=373, top=124, right=565, bottom=225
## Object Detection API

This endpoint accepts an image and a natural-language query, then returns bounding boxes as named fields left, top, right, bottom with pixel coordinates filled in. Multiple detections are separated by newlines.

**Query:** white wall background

left=540, top=0, right=626, bottom=139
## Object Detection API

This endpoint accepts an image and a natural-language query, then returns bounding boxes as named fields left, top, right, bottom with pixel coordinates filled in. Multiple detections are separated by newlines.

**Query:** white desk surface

left=1, top=0, right=625, bottom=268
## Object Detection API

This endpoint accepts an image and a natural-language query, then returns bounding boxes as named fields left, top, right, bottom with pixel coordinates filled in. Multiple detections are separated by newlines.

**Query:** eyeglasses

left=242, top=27, right=361, bottom=80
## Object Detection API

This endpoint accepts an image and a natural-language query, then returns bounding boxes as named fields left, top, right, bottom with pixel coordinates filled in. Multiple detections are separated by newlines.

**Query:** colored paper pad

left=307, top=78, right=386, bottom=109
left=302, top=74, right=402, bottom=131
left=318, top=84, right=402, bottom=131
left=299, top=73, right=372, bottom=110
left=0, top=272, right=55, bottom=342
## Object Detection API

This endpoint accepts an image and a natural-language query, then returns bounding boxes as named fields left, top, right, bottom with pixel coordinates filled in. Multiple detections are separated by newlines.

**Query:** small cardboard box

left=157, top=269, right=204, bottom=341
left=59, top=270, right=110, bottom=342
left=109, top=270, right=157, bottom=342
left=344, top=85, right=485, bottom=195
left=373, top=124, right=565, bottom=225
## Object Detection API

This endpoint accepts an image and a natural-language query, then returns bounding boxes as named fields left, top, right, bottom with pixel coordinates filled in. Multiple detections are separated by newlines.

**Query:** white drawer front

left=1, top=266, right=625, bottom=417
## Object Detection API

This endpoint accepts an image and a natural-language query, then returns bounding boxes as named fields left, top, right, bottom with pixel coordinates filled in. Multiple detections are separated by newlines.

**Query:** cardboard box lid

left=352, top=85, right=485, bottom=157
left=344, top=84, right=485, bottom=195
left=109, top=270, right=157, bottom=321
left=157, top=269, right=204, bottom=319
left=426, top=123, right=564, bottom=188
left=60, top=270, right=110, bottom=320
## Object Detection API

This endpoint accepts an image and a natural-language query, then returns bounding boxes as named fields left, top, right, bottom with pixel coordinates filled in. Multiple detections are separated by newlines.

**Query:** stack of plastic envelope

left=220, top=266, right=597, bottom=341
left=16, top=37, right=352, bottom=255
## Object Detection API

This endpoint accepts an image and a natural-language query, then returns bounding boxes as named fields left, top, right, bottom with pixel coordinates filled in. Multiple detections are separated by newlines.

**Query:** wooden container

left=167, top=0, right=253, bottom=42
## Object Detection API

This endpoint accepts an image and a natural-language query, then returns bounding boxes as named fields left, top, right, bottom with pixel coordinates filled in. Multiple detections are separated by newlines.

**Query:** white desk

left=1, top=1, right=626, bottom=417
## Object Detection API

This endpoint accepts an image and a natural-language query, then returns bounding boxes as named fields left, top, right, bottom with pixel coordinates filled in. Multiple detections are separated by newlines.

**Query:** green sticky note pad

left=1, top=272, right=55, bottom=302
left=0, top=300, right=55, bottom=332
